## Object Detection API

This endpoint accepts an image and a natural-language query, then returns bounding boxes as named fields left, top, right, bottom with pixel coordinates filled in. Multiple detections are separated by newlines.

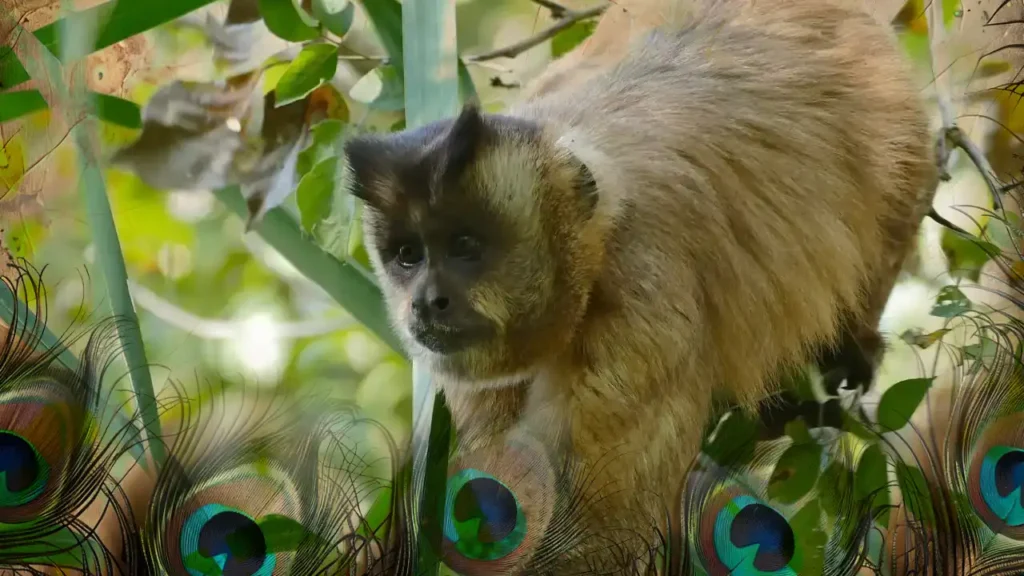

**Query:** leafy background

left=0, top=0, right=609, bottom=448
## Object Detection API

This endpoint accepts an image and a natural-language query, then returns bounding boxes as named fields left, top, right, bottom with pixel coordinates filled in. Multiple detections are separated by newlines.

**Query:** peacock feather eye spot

left=979, top=445, right=1024, bottom=528
left=0, top=431, right=47, bottom=508
left=444, top=468, right=527, bottom=561
left=993, top=449, right=1024, bottom=501
left=730, top=503, right=795, bottom=572
left=181, top=504, right=276, bottom=576
left=710, top=493, right=797, bottom=574
left=453, top=477, right=518, bottom=543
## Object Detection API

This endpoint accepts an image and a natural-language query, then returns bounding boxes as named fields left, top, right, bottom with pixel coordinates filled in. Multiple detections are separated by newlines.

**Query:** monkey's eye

left=396, top=242, right=425, bottom=268
left=449, top=234, right=482, bottom=262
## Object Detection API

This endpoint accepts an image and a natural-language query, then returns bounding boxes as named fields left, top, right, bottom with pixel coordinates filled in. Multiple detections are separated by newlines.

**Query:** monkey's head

left=343, top=104, right=605, bottom=387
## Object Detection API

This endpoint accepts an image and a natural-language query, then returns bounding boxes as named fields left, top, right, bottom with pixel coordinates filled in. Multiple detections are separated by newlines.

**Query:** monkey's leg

left=816, top=313, right=885, bottom=396
left=758, top=279, right=896, bottom=441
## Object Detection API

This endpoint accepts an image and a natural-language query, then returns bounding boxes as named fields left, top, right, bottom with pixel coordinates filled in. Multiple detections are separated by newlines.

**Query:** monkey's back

left=514, top=0, right=937, bottom=406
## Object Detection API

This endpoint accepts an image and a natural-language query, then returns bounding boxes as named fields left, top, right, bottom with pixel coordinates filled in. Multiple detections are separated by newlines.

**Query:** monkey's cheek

left=467, top=287, right=511, bottom=330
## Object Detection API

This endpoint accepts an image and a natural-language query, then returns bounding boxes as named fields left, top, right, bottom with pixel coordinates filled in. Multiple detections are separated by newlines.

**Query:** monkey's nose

left=412, top=287, right=452, bottom=322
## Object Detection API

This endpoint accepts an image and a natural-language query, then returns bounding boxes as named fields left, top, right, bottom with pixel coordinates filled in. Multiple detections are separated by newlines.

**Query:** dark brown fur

left=345, top=0, right=939, bottom=568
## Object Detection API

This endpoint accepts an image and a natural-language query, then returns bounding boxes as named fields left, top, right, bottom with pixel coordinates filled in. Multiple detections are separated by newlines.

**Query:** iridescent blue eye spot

left=444, top=468, right=526, bottom=561
left=714, top=495, right=796, bottom=575
left=181, top=504, right=275, bottom=576
left=0, top=431, right=47, bottom=508
left=732, top=504, right=795, bottom=571
left=980, top=446, right=1024, bottom=527
left=455, top=478, right=517, bottom=542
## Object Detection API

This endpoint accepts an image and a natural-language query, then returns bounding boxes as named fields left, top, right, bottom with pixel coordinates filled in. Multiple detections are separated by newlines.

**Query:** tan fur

left=517, top=0, right=937, bottom=500
left=351, top=0, right=939, bottom=568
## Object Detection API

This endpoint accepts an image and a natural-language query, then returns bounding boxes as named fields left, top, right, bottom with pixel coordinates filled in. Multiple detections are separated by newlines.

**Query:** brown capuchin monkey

left=342, top=0, right=939, bottom=567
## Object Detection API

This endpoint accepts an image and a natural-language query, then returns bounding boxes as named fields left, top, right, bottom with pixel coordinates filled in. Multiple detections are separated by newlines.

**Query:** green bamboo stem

left=3, top=11, right=167, bottom=469
left=214, top=186, right=404, bottom=353
left=75, top=131, right=168, bottom=469
left=400, top=0, right=461, bottom=572
left=0, top=281, right=81, bottom=372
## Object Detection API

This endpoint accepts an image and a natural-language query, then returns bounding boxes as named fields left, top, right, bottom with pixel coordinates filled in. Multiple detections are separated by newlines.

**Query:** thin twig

left=946, top=126, right=1006, bottom=212
left=464, top=2, right=608, bottom=62
left=127, top=279, right=355, bottom=339
left=532, top=0, right=571, bottom=18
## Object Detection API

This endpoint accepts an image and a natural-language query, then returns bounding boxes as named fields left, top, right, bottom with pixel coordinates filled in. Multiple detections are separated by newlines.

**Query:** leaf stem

left=464, top=2, right=608, bottom=62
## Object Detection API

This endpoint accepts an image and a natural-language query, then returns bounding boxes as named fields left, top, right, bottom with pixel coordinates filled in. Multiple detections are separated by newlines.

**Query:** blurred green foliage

left=0, top=0, right=600, bottom=462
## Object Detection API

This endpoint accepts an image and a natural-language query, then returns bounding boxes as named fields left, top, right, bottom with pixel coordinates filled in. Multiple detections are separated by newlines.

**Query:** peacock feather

left=127, top=381, right=407, bottom=575
left=677, top=417, right=876, bottom=576
left=874, top=318, right=1024, bottom=573
left=0, top=262, right=146, bottom=574
left=0, top=262, right=410, bottom=576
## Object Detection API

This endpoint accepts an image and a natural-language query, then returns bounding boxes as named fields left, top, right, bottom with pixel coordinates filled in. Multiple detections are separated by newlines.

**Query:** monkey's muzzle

left=409, top=291, right=491, bottom=354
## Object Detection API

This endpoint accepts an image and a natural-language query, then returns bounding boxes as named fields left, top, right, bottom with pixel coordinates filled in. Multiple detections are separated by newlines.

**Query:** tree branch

left=945, top=126, right=1006, bottom=212
left=928, top=0, right=956, bottom=130
left=464, top=2, right=608, bottom=63
left=926, top=0, right=1004, bottom=213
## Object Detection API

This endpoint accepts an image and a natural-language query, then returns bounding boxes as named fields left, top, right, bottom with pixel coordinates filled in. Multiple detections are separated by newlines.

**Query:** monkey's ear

left=573, top=159, right=599, bottom=218
left=440, top=103, right=487, bottom=180
left=343, top=136, right=393, bottom=208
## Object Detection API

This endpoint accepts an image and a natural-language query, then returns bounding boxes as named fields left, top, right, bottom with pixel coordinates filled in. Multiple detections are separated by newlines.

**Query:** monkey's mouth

left=409, top=322, right=485, bottom=354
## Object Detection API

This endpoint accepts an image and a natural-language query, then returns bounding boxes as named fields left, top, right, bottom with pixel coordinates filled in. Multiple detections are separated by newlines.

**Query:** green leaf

left=350, top=65, right=405, bottom=111
left=877, top=377, right=934, bottom=431
left=356, top=488, right=393, bottom=537
left=258, top=0, right=321, bottom=42
left=0, top=525, right=111, bottom=570
left=895, top=462, right=935, bottom=526
left=347, top=202, right=373, bottom=270
left=987, top=211, right=1023, bottom=253
left=784, top=418, right=813, bottom=444
left=841, top=409, right=876, bottom=440
left=963, top=336, right=999, bottom=368
left=0, top=48, right=31, bottom=90
left=930, top=285, right=971, bottom=318
left=856, top=443, right=890, bottom=528
left=360, top=0, right=404, bottom=63
left=259, top=513, right=309, bottom=551
left=977, top=59, right=1012, bottom=79
left=33, top=0, right=221, bottom=60
left=90, top=92, right=142, bottom=128
left=899, top=327, right=951, bottom=349
left=297, top=156, right=339, bottom=233
left=897, top=28, right=932, bottom=70
left=702, top=410, right=758, bottom=466
left=767, top=442, right=823, bottom=504
left=312, top=0, right=356, bottom=37
left=297, top=119, right=345, bottom=176
left=818, top=461, right=854, bottom=520
left=942, top=0, right=961, bottom=28
left=551, top=19, right=597, bottom=58
left=0, top=90, right=48, bottom=122
left=789, top=500, right=825, bottom=574
left=275, top=44, right=339, bottom=107
left=184, top=551, right=222, bottom=574
left=941, top=228, right=1000, bottom=281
